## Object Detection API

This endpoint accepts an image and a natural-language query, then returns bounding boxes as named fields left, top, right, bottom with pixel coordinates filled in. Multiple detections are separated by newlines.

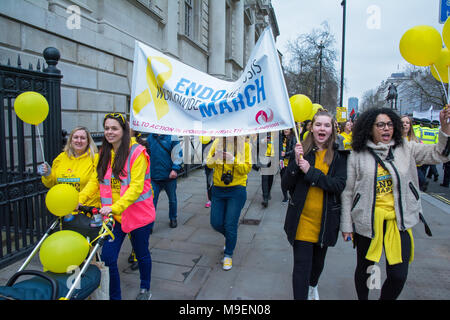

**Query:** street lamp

left=318, top=41, right=324, bottom=104
left=339, top=0, right=346, bottom=108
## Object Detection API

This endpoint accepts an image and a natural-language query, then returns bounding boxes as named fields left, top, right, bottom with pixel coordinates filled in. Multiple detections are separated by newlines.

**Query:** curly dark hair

left=352, top=107, right=403, bottom=152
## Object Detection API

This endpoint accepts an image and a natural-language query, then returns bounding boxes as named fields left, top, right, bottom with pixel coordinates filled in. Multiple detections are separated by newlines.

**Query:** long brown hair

left=301, top=110, right=336, bottom=166
left=97, top=114, right=131, bottom=182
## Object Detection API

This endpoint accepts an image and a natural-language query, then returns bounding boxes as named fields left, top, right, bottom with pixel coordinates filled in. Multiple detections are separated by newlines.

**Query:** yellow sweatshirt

left=296, top=150, right=329, bottom=242
left=366, top=164, right=414, bottom=265
left=79, top=141, right=148, bottom=223
left=42, top=151, right=100, bottom=207
left=206, top=138, right=252, bottom=187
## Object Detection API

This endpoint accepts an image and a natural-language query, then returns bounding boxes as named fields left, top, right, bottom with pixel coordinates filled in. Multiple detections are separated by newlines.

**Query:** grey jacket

left=340, top=130, right=450, bottom=238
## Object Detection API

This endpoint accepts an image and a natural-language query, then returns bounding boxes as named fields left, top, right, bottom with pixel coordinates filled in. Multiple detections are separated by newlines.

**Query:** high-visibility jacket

left=420, top=127, right=437, bottom=144
left=432, top=127, right=439, bottom=143
left=412, top=125, right=421, bottom=139
left=99, top=143, right=155, bottom=233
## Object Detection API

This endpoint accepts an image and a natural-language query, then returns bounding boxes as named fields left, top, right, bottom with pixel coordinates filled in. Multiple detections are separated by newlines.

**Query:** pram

left=0, top=206, right=113, bottom=300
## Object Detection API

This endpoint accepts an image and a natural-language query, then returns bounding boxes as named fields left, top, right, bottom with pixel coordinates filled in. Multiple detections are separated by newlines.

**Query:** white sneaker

left=136, top=288, right=152, bottom=300
left=222, top=257, right=232, bottom=271
left=307, top=286, right=319, bottom=300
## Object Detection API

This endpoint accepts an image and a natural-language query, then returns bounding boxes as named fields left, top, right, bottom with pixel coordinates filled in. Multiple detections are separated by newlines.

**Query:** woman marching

left=282, top=110, right=349, bottom=300
left=341, top=107, right=450, bottom=300
left=78, top=113, right=155, bottom=300
left=206, top=136, right=252, bottom=271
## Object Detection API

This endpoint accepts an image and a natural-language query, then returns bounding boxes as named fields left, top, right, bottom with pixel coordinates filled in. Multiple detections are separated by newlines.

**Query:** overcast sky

left=271, top=0, right=444, bottom=108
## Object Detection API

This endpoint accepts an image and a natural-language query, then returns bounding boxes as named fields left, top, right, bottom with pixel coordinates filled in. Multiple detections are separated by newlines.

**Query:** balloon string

left=432, top=64, right=449, bottom=104
left=36, top=124, right=46, bottom=165
left=448, top=65, right=450, bottom=124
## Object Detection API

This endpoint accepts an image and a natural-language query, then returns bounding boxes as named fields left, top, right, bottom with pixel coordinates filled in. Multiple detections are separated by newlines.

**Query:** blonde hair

left=400, top=115, right=419, bottom=143
left=301, top=110, right=336, bottom=166
left=64, top=126, right=98, bottom=160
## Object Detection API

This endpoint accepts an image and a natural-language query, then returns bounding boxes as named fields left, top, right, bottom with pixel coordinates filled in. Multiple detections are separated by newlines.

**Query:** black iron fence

left=0, top=48, right=63, bottom=269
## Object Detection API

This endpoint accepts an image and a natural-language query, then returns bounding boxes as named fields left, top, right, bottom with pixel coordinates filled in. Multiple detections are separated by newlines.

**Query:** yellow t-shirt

left=295, top=150, right=329, bottom=242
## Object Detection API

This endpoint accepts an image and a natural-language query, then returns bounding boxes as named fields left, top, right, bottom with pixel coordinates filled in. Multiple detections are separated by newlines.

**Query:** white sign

left=130, top=27, right=295, bottom=136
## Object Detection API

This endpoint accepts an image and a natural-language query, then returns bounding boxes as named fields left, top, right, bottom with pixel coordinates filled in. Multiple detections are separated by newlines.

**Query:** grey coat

left=340, top=130, right=450, bottom=238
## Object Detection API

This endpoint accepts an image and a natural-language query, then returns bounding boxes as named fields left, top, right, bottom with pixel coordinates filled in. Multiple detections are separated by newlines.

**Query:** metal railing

left=0, top=47, right=63, bottom=269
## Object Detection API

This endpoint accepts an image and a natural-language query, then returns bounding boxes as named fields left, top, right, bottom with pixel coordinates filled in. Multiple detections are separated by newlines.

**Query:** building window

left=184, top=0, right=193, bottom=37
left=226, top=2, right=231, bottom=58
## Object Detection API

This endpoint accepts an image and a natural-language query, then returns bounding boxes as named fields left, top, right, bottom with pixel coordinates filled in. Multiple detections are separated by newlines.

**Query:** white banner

left=130, top=27, right=295, bottom=136
left=413, top=106, right=441, bottom=121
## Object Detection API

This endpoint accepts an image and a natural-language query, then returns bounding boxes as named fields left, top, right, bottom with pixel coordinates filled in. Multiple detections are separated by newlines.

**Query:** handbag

left=61, top=212, right=102, bottom=242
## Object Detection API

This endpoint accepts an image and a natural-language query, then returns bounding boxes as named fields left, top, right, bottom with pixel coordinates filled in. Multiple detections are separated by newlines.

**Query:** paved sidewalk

left=1, top=168, right=449, bottom=300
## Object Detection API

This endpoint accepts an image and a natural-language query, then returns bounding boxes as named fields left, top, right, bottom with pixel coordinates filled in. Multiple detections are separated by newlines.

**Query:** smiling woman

left=78, top=113, right=156, bottom=300
left=38, top=126, right=99, bottom=206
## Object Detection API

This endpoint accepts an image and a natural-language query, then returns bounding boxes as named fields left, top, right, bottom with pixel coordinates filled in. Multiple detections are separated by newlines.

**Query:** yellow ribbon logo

left=133, top=56, right=173, bottom=120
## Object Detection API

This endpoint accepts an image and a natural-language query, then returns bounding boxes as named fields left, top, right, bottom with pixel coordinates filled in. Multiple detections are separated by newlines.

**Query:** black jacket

left=282, top=144, right=349, bottom=247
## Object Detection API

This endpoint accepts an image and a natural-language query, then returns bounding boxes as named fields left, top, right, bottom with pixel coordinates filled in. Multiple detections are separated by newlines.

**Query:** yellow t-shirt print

left=375, top=164, right=394, bottom=211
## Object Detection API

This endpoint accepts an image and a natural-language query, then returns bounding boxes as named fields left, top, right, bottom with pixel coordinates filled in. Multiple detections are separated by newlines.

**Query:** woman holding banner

left=282, top=110, right=349, bottom=300
left=206, top=136, right=252, bottom=270
left=78, top=113, right=155, bottom=300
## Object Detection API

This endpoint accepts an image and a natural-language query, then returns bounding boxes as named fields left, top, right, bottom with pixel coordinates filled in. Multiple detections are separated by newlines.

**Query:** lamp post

left=339, top=0, right=346, bottom=108
left=318, top=41, right=324, bottom=104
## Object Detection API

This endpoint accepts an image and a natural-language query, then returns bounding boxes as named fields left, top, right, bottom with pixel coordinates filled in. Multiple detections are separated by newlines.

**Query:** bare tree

left=360, top=65, right=447, bottom=115
left=360, top=88, right=385, bottom=112
left=401, top=66, right=447, bottom=110
left=282, top=22, right=339, bottom=113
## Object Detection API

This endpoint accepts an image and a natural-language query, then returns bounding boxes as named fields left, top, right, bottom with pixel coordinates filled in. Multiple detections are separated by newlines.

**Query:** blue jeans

left=210, top=185, right=247, bottom=257
left=152, top=179, right=177, bottom=221
left=101, top=222, right=152, bottom=300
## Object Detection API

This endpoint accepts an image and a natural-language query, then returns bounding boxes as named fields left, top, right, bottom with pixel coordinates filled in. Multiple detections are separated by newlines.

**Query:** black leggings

left=354, top=231, right=411, bottom=300
left=292, top=240, right=328, bottom=300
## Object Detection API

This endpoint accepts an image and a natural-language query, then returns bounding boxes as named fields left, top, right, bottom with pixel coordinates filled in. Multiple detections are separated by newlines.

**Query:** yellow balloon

left=442, top=17, right=450, bottom=49
left=39, top=230, right=89, bottom=273
left=289, top=94, right=313, bottom=122
left=45, top=184, right=79, bottom=217
left=14, top=91, right=49, bottom=125
left=311, top=103, right=323, bottom=118
left=431, top=48, right=450, bottom=83
left=399, top=25, right=442, bottom=67
left=199, top=136, right=211, bottom=144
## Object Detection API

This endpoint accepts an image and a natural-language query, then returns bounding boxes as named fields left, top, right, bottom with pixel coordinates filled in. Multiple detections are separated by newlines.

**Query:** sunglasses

left=105, top=113, right=125, bottom=124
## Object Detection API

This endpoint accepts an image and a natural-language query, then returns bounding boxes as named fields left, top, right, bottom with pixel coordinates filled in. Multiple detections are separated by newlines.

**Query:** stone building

left=0, top=0, right=279, bottom=133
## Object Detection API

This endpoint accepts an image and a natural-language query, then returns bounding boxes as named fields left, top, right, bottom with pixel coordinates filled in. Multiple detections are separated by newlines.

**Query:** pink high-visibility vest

left=99, top=143, right=155, bottom=233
